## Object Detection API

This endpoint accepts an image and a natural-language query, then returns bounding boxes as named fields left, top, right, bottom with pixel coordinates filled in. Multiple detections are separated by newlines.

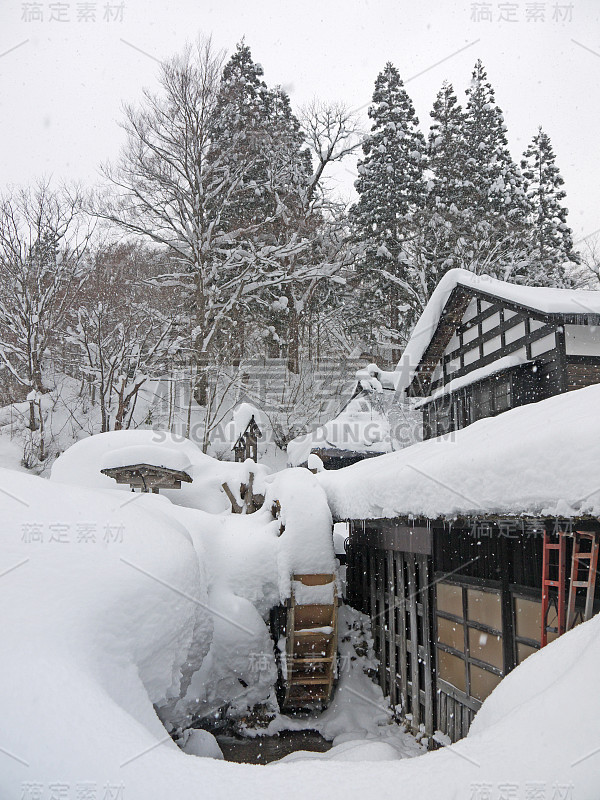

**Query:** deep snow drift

left=1, top=425, right=599, bottom=798
left=319, top=382, right=600, bottom=521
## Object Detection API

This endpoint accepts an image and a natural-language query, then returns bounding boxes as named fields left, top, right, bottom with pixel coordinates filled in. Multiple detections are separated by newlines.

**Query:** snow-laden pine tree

left=210, top=40, right=273, bottom=231
left=459, top=60, right=531, bottom=279
left=211, top=42, right=343, bottom=371
left=350, top=62, right=427, bottom=362
left=521, top=127, right=579, bottom=286
left=423, top=81, right=469, bottom=291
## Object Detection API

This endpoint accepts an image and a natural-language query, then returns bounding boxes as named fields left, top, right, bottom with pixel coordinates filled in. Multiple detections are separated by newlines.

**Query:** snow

left=100, top=444, right=193, bottom=473
left=292, top=579, right=336, bottom=605
left=180, top=729, right=224, bottom=759
left=319, top=384, right=600, bottom=521
left=307, top=453, right=324, bottom=472
left=264, top=468, right=336, bottom=593
left=51, top=429, right=271, bottom=514
left=414, top=353, right=531, bottom=407
left=51, top=430, right=202, bottom=491
left=287, top=390, right=395, bottom=466
left=231, top=402, right=263, bottom=440
left=395, top=267, right=600, bottom=395
left=2, top=459, right=600, bottom=797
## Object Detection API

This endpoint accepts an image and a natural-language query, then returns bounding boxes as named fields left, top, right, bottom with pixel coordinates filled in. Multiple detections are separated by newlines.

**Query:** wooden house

left=323, top=270, right=600, bottom=747
left=399, top=269, right=600, bottom=439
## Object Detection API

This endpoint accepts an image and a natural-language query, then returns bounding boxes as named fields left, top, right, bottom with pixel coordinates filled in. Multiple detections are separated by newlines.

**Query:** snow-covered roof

left=287, top=389, right=394, bottom=466
left=231, top=402, right=263, bottom=439
left=395, top=268, right=600, bottom=395
left=319, top=383, right=600, bottom=521
left=100, top=444, right=192, bottom=474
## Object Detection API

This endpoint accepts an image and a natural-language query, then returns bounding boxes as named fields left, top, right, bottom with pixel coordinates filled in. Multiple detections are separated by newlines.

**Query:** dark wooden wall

left=346, top=522, right=435, bottom=740
left=566, top=359, right=600, bottom=391
left=347, top=517, right=600, bottom=745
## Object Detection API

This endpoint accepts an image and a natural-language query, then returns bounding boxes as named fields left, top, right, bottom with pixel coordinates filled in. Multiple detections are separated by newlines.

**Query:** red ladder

left=541, top=531, right=566, bottom=647
left=541, top=530, right=599, bottom=647
left=567, top=531, right=600, bottom=630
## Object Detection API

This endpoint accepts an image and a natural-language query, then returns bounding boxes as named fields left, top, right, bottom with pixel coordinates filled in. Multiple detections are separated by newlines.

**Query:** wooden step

left=281, top=573, right=338, bottom=712
left=294, top=605, right=335, bottom=629
left=294, top=627, right=334, bottom=636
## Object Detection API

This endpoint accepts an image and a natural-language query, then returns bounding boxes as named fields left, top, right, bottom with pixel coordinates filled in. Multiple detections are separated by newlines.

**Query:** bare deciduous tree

left=0, top=181, right=92, bottom=441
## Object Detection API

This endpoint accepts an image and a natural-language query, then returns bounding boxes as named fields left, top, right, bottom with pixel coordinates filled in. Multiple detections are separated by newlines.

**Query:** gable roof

left=395, top=269, right=600, bottom=397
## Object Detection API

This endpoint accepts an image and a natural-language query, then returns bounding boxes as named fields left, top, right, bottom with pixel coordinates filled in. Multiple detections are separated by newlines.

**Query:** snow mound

left=1, top=466, right=600, bottom=797
left=319, top=384, right=600, bottom=521
left=51, top=429, right=271, bottom=513
left=181, top=729, right=224, bottom=759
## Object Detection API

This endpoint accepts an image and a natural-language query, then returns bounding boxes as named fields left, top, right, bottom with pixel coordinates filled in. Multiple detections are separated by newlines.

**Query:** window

left=463, top=324, right=479, bottom=345
left=435, top=401, right=452, bottom=435
left=445, top=359, right=460, bottom=377
left=474, top=382, right=492, bottom=419
left=511, top=591, right=559, bottom=666
left=564, top=324, right=600, bottom=356
left=483, top=334, right=502, bottom=357
left=482, top=312, right=500, bottom=334
left=505, top=320, right=526, bottom=345
left=464, top=347, right=480, bottom=367
left=530, top=332, right=556, bottom=357
left=493, top=376, right=511, bottom=412
left=436, top=580, right=505, bottom=704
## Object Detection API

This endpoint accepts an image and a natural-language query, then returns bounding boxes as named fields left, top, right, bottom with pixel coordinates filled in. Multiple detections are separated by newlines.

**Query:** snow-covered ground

left=1, top=456, right=599, bottom=797
left=2, top=395, right=600, bottom=798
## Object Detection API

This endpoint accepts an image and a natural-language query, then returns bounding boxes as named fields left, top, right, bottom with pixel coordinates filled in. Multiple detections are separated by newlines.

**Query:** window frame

left=435, top=576, right=506, bottom=703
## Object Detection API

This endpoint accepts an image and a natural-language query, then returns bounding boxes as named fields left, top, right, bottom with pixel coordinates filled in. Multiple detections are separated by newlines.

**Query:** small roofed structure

left=232, top=415, right=262, bottom=463
left=100, top=444, right=193, bottom=493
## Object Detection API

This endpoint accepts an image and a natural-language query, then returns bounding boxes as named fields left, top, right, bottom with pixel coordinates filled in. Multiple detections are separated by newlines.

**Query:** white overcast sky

left=1, top=0, right=599, bottom=242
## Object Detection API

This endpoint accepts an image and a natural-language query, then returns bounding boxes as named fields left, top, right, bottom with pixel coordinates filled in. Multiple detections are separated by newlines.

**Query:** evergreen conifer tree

left=459, top=60, right=530, bottom=278
left=423, top=81, right=469, bottom=289
left=210, top=40, right=272, bottom=230
left=521, top=127, right=579, bottom=286
left=350, top=62, right=427, bottom=361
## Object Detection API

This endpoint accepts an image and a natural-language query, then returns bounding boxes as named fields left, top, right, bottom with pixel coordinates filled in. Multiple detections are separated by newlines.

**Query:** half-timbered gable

left=398, top=270, right=600, bottom=440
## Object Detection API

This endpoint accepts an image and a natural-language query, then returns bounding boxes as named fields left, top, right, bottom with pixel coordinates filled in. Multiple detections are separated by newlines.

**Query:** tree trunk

left=286, top=290, right=300, bottom=374
left=389, top=283, right=401, bottom=366
left=114, top=378, right=126, bottom=431
left=28, top=400, right=38, bottom=432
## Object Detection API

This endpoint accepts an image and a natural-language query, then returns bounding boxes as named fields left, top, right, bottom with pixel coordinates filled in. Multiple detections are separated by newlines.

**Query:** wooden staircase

left=281, top=573, right=338, bottom=711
